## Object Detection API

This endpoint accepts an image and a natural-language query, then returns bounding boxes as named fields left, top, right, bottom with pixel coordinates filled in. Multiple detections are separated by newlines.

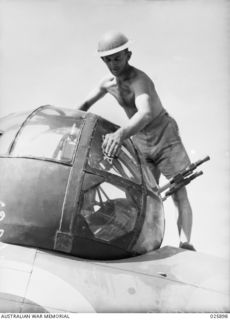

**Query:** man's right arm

left=77, top=80, right=108, bottom=112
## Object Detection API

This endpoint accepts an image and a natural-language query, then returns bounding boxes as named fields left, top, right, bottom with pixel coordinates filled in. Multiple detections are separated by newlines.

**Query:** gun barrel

left=192, top=170, right=203, bottom=178
left=162, top=171, right=203, bottom=201
left=194, top=156, right=210, bottom=168
left=159, top=156, right=210, bottom=195
left=180, top=155, right=210, bottom=178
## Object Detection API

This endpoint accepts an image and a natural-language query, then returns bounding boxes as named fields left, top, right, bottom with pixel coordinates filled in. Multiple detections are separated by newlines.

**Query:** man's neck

left=116, top=64, right=134, bottom=82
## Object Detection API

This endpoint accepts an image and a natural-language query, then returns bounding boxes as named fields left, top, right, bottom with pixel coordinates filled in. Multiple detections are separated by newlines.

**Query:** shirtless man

left=77, top=31, right=195, bottom=251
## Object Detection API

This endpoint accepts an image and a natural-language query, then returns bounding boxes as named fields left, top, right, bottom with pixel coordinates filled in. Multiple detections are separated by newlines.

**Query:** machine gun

left=159, top=156, right=210, bottom=201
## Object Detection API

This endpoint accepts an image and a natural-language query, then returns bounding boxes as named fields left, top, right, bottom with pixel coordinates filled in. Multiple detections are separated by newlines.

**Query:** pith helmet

left=97, top=31, right=130, bottom=57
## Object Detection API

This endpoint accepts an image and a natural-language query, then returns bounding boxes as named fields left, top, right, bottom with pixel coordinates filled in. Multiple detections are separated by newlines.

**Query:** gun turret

left=159, top=156, right=210, bottom=201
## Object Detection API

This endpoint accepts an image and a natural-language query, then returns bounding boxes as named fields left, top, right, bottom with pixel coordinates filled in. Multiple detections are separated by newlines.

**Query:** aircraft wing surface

left=0, top=243, right=229, bottom=312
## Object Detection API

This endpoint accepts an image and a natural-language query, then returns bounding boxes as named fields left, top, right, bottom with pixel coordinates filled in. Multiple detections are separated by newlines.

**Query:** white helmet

left=97, top=31, right=130, bottom=57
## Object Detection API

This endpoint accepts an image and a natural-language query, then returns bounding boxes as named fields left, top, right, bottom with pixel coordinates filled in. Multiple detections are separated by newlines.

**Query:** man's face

left=102, top=50, right=130, bottom=76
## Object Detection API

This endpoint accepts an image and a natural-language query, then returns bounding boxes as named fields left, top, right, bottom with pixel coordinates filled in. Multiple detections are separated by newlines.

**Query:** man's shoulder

left=131, top=67, right=155, bottom=89
left=99, top=75, right=114, bottom=85
left=98, top=75, right=115, bottom=91
left=133, top=67, right=153, bottom=81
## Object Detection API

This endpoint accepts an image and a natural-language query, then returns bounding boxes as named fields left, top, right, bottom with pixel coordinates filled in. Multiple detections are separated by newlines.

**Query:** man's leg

left=172, top=186, right=195, bottom=250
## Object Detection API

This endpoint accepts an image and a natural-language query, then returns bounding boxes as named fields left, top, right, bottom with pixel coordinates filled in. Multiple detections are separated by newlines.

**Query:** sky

left=0, top=0, right=229, bottom=259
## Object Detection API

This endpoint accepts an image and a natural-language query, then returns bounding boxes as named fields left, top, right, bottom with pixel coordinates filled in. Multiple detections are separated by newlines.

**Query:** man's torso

left=103, top=67, right=163, bottom=119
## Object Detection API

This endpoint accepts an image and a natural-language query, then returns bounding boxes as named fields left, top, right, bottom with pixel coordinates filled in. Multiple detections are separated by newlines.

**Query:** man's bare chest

left=107, top=80, right=135, bottom=108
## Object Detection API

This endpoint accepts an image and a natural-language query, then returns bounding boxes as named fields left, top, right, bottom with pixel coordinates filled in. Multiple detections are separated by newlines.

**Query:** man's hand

left=102, top=129, right=124, bottom=158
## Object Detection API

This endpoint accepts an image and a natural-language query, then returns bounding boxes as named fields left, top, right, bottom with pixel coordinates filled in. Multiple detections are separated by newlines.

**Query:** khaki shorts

left=132, top=111, right=191, bottom=181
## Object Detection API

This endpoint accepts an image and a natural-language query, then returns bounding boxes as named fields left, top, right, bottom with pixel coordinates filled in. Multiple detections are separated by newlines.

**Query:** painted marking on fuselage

left=0, top=201, right=5, bottom=208
left=0, top=211, right=5, bottom=221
